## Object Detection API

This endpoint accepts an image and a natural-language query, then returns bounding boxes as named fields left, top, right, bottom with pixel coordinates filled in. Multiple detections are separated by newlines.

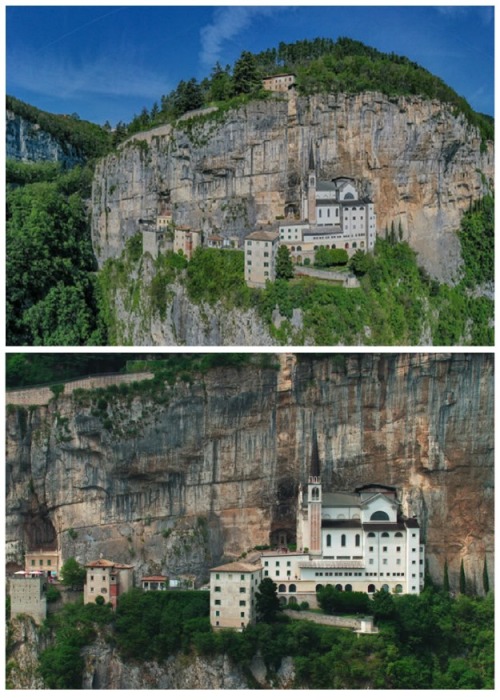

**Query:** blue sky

left=5, top=3, right=495, bottom=126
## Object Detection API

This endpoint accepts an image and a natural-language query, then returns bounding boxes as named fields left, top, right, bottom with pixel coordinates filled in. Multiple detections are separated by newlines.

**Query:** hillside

left=5, top=37, right=494, bottom=346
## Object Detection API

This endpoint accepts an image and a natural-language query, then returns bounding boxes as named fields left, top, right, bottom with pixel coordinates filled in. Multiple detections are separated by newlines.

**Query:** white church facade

left=209, top=441, right=424, bottom=629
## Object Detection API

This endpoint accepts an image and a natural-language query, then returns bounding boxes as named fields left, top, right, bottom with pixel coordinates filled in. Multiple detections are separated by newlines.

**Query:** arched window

left=355, top=534, right=360, bottom=547
left=278, top=584, right=286, bottom=592
left=335, top=584, right=343, bottom=591
left=312, top=487, right=320, bottom=501
left=316, top=584, right=324, bottom=592
left=345, top=243, right=349, bottom=249
left=395, top=532, right=403, bottom=538
left=289, top=596, right=297, bottom=605
left=341, top=534, right=346, bottom=547
left=352, top=242, right=357, bottom=248
left=297, top=246, right=302, bottom=251
left=332, top=244, right=336, bottom=249
left=326, top=534, right=332, bottom=547
left=289, top=584, right=296, bottom=593
left=381, top=584, right=389, bottom=593
left=381, top=532, right=390, bottom=538
left=368, top=532, right=376, bottom=538
left=395, top=584, right=403, bottom=594
left=345, top=584, right=352, bottom=592
left=370, top=511, right=389, bottom=521
left=368, top=584, right=376, bottom=593
left=279, top=596, right=287, bottom=605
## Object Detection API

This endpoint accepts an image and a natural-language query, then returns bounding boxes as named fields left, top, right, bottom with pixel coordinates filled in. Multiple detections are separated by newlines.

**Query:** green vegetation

left=24, top=584, right=492, bottom=690
left=7, top=95, right=113, bottom=159
left=38, top=602, right=114, bottom=689
left=6, top=163, right=106, bottom=345
left=314, top=247, right=349, bottom=267
left=457, top=195, right=494, bottom=288
left=317, top=586, right=370, bottom=614
left=114, top=589, right=210, bottom=660
left=59, top=557, right=86, bottom=589
left=120, top=37, right=492, bottom=147
left=186, top=248, right=253, bottom=308
left=255, top=577, right=281, bottom=623
left=275, top=245, right=294, bottom=280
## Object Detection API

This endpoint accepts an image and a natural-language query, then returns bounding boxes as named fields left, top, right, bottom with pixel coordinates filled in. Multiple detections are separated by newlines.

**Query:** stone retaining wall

left=284, top=609, right=377, bottom=633
left=6, top=372, right=154, bottom=406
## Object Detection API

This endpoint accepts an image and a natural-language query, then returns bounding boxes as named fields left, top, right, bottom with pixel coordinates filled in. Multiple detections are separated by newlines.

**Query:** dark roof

left=322, top=519, right=362, bottom=528
left=355, top=484, right=397, bottom=493
left=404, top=518, right=420, bottom=528
left=362, top=523, right=404, bottom=531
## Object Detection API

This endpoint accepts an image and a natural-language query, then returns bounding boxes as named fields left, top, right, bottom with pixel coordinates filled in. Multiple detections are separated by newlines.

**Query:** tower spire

left=310, top=429, right=320, bottom=479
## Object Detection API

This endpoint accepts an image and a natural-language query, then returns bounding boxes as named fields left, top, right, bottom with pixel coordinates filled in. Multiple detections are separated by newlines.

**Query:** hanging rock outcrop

left=6, top=354, right=494, bottom=594
left=92, top=93, right=493, bottom=283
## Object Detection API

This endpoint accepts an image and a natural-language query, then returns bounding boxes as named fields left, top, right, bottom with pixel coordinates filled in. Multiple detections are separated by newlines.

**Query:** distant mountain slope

left=6, top=95, right=112, bottom=164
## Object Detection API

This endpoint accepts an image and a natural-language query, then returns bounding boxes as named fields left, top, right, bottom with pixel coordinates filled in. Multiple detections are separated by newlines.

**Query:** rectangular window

left=215, top=611, right=220, bottom=617
left=90, top=575, right=94, bottom=581
left=369, top=559, right=374, bottom=565
left=215, top=586, right=221, bottom=592
left=369, top=546, right=374, bottom=552
left=396, top=546, right=401, bottom=552
left=396, top=559, right=401, bottom=565
left=31, top=560, right=35, bottom=566
left=383, top=546, right=387, bottom=552
left=383, top=559, right=388, bottom=565
left=287, top=570, right=291, bottom=577
left=216, top=574, right=220, bottom=580
left=239, top=587, right=246, bottom=593
left=240, top=612, right=245, bottom=618
left=240, top=575, right=245, bottom=581
left=239, top=600, right=246, bottom=607
left=215, top=600, right=221, bottom=605
left=47, top=560, right=51, bottom=566
left=263, top=263, right=269, bottom=268
left=264, top=252, right=269, bottom=257
left=39, top=560, right=43, bottom=566
left=287, top=562, right=291, bottom=567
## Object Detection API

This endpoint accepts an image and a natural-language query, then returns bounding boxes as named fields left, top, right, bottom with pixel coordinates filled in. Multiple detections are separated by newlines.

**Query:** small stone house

left=83, top=559, right=134, bottom=609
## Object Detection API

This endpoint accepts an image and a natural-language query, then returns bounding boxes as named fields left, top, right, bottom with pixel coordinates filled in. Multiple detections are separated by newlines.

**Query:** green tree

left=349, top=249, right=372, bottom=276
left=482, top=558, right=489, bottom=594
left=443, top=560, right=450, bottom=593
left=59, top=558, right=86, bottom=590
left=233, top=51, right=261, bottom=95
left=275, top=245, right=294, bottom=280
left=459, top=560, right=466, bottom=595
left=255, top=577, right=281, bottom=623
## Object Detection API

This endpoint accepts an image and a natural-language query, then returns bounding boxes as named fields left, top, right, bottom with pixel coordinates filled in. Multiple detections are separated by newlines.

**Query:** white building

left=244, top=230, right=280, bottom=288
left=209, top=439, right=424, bottom=628
left=209, top=561, right=263, bottom=630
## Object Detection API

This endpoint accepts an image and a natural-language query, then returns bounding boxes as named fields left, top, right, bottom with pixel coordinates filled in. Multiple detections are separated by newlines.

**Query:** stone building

left=209, top=561, right=263, bottom=630
left=25, top=549, right=60, bottom=578
left=10, top=574, right=47, bottom=624
left=174, top=225, right=202, bottom=259
left=83, top=559, right=134, bottom=609
left=262, top=74, right=296, bottom=93
left=244, top=230, right=280, bottom=288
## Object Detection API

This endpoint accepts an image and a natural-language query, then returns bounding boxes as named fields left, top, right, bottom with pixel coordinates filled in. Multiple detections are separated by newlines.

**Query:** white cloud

left=199, top=6, right=277, bottom=69
left=7, top=46, right=169, bottom=101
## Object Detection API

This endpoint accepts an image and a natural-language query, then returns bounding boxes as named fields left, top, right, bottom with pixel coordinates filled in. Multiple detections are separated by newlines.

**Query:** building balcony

left=299, top=559, right=365, bottom=569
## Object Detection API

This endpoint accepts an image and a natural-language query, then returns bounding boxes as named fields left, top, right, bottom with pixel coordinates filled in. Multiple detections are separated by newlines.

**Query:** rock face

left=5, top=353, right=494, bottom=594
left=91, top=93, right=493, bottom=283
left=6, top=109, right=83, bottom=167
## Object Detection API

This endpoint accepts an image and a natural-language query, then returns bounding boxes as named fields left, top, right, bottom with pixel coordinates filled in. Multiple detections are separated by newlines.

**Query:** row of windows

left=214, top=573, right=248, bottom=581
left=367, top=531, right=404, bottom=538
left=31, top=559, right=53, bottom=566
left=214, top=599, right=246, bottom=606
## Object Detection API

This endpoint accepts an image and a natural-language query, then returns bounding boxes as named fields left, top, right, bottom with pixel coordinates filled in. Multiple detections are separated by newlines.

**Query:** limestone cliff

left=6, top=353, right=493, bottom=594
left=92, top=93, right=493, bottom=283
left=6, top=110, right=83, bottom=167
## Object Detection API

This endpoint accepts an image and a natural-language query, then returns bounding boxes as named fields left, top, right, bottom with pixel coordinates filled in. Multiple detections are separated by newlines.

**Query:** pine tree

left=398, top=221, right=403, bottom=241
left=255, top=577, right=281, bottom=623
left=276, top=245, right=294, bottom=280
left=482, top=557, right=490, bottom=594
left=233, top=51, right=260, bottom=95
left=443, top=560, right=450, bottom=593
left=459, top=559, right=466, bottom=595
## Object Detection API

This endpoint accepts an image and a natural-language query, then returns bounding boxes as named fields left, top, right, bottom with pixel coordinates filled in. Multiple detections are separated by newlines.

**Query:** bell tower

left=307, top=431, right=322, bottom=555
left=307, top=142, right=317, bottom=224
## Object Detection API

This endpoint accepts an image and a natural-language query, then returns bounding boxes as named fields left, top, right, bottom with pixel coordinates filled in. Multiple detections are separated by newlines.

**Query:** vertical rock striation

left=92, top=93, right=493, bottom=282
left=6, top=354, right=493, bottom=593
